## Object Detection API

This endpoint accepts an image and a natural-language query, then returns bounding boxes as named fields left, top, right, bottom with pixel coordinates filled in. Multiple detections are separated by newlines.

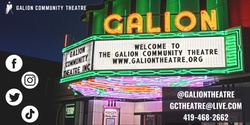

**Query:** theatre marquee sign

left=60, top=27, right=243, bottom=83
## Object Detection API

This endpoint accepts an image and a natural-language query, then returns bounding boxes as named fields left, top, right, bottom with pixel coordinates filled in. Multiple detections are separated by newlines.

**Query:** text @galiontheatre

left=176, top=90, right=235, bottom=99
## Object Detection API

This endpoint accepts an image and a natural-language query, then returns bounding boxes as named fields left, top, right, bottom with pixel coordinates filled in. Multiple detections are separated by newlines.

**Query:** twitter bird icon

left=9, top=93, right=20, bottom=102
left=5, top=88, right=23, bottom=106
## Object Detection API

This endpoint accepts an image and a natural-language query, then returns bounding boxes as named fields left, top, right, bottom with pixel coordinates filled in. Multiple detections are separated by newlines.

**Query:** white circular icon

left=5, top=54, right=23, bottom=72
left=5, top=88, right=23, bottom=106
left=21, top=105, right=39, bottom=123
left=21, top=71, right=39, bottom=89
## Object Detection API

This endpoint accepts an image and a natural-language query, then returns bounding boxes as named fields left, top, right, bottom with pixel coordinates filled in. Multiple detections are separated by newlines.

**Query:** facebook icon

left=5, top=55, right=23, bottom=72
left=12, top=58, right=16, bottom=69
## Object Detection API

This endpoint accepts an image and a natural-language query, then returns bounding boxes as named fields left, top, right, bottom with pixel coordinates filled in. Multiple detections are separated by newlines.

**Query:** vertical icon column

left=5, top=54, right=39, bottom=123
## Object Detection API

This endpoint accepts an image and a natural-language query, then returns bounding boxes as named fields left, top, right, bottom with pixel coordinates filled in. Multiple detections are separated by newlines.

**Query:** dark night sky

left=0, top=0, right=103, bottom=62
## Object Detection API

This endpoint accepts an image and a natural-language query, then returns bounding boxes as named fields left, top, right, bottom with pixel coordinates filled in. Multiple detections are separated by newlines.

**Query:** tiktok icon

left=21, top=105, right=39, bottom=123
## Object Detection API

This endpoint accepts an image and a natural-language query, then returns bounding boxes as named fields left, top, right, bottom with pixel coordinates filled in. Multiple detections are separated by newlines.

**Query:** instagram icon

left=21, top=71, right=39, bottom=89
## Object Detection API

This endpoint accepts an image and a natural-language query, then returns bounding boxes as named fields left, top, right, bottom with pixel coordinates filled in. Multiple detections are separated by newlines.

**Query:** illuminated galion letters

left=127, top=13, right=143, bottom=34
left=103, top=10, right=217, bottom=34
left=201, top=10, right=217, bottom=31
left=175, top=11, right=197, bottom=32
left=164, top=12, right=171, bottom=32
left=147, top=12, right=161, bottom=33
left=103, top=14, right=123, bottom=34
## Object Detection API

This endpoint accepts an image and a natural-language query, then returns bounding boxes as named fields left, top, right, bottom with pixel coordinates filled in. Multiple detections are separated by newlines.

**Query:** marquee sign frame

left=60, top=27, right=243, bottom=83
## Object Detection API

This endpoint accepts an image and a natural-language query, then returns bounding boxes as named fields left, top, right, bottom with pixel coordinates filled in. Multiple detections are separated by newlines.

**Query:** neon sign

left=104, top=10, right=217, bottom=34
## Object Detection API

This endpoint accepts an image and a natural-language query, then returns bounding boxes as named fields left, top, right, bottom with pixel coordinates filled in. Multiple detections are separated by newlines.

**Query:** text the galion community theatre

left=93, top=37, right=225, bottom=70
